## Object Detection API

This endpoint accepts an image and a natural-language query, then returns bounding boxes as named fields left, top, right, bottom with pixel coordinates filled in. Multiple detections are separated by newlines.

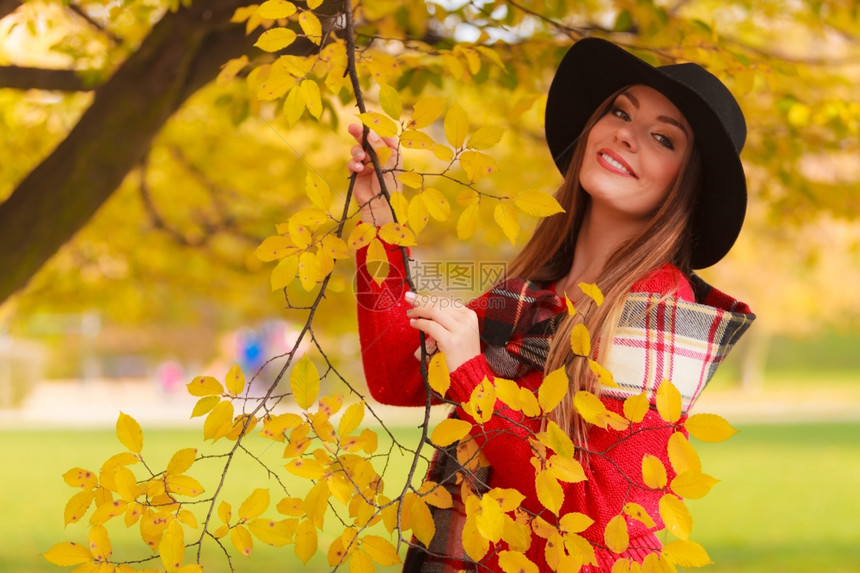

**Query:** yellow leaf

left=578, top=282, right=604, bottom=306
left=538, top=367, right=569, bottom=413
left=559, top=512, right=594, bottom=534
left=249, top=518, right=294, bottom=547
left=418, top=481, right=454, bottom=509
left=538, top=420, right=575, bottom=460
left=290, top=354, right=320, bottom=410
left=544, top=532, right=565, bottom=570
left=285, top=457, right=326, bottom=479
left=116, top=412, right=143, bottom=454
left=166, top=474, right=205, bottom=497
left=257, top=0, right=296, bottom=19
left=307, top=0, right=323, bottom=8
left=400, top=129, right=434, bottom=150
left=217, top=55, right=249, bottom=86
left=514, top=189, right=564, bottom=217
left=501, top=515, right=531, bottom=551
left=671, top=471, right=719, bottom=499
left=397, top=171, right=423, bottom=189
left=535, top=470, right=564, bottom=515
left=409, top=96, right=446, bottom=129
left=494, top=200, right=519, bottom=244
left=476, top=493, right=504, bottom=543
left=63, top=467, right=98, bottom=489
left=421, top=187, right=452, bottom=221
left=623, top=502, right=656, bottom=529
left=224, top=365, right=245, bottom=397
left=457, top=203, right=480, bottom=240
left=467, top=126, right=504, bottom=150
left=65, top=489, right=96, bottom=525
left=387, top=192, right=409, bottom=225
left=362, top=535, right=400, bottom=566
left=623, top=393, right=649, bottom=424
left=203, top=400, right=234, bottom=441
left=166, top=448, right=197, bottom=476
left=667, top=432, right=702, bottom=475
left=548, top=455, right=586, bottom=483
left=357, top=112, right=399, bottom=138
left=642, top=454, right=668, bottom=489
left=656, top=380, right=682, bottom=423
left=305, top=171, right=332, bottom=211
left=378, top=222, right=416, bottom=246
left=378, top=83, right=402, bottom=120
left=255, top=235, right=296, bottom=262
left=187, top=376, right=224, bottom=397
left=658, top=494, right=692, bottom=540
left=444, top=103, right=469, bottom=148
left=300, top=79, right=322, bottom=119
left=239, top=489, right=270, bottom=522
left=466, top=378, right=496, bottom=424
left=518, top=387, right=541, bottom=417
left=410, top=498, right=436, bottom=548
left=298, top=11, right=322, bottom=44
left=573, top=390, right=609, bottom=428
left=189, top=395, right=219, bottom=419
left=588, top=359, right=618, bottom=388
left=427, top=353, right=450, bottom=397
left=338, top=401, right=365, bottom=439
left=460, top=150, right=497, bottom=182
left=270, top=255, right=299, bottom=292
left=348, top=222, right=377, bottom=250
left=662, top=540, right=712, bottom=567
left=284, top=84, right=305, bottom=125
left=570, top=323, right=591, bottom=356
left=604, top=514, right=629, bottom=554
left=231, top=524, right=254, bottom=557
left=349, top=549, right=375, bottom=573
left=563, top=291, right=576, bottom=315
left=432, top=143, right=454, bottom=162
left=365, top=237, right=390, bottom=286
left=42, top=542, right=92, bottom=566
left=87, top=525, right=111, bottom=561
left=430, top=418, right=472, bottom=447
left=255, top=27, right=297, bottom=53
left=498, top=550, right=538, bottom=573
left=295, top=519, right=318, bottom=564
left=685, top=413, right=738, bottom=443
left=260, top=413, right=302, bottom=441
left=159, top=519, right=185, bottom=570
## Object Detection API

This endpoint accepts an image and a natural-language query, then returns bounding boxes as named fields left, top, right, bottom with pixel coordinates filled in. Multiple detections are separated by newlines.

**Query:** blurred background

left=0, top=1, right=858, bottom=572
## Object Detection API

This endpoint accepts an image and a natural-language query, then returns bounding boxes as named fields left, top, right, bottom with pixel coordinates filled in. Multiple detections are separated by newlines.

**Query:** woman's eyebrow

left=620, top=90, right=689, bottom=138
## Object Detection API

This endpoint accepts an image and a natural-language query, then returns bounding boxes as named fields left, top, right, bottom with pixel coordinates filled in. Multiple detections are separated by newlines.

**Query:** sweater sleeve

left=355, top=237, right=492, bottom=406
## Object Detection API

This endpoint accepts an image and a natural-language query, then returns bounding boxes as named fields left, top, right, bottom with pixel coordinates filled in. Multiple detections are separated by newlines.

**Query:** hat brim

left=544, top=38, right=747, bottom=269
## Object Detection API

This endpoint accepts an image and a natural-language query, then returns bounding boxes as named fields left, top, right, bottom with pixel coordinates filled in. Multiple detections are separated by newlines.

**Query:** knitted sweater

left=355, top=238, right=754, bottom=572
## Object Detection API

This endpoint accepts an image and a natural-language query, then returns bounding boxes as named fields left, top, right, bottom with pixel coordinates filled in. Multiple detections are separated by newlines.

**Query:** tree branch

left=0, top=0, right=323, bottom=305
left=0, top=0, right=21, bottom=21
left=0, top=65, right=96, bottom=91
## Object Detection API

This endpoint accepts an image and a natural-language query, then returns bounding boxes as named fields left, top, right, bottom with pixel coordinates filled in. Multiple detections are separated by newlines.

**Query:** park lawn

left=1, top=422, right=859, bottom=573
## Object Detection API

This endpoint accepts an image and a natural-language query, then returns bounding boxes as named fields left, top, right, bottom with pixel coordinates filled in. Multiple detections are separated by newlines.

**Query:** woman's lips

left=597, top=149, right=637, bottom=178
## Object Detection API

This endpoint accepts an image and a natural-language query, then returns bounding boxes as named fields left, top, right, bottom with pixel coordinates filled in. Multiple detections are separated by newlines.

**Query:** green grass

left=2, top=422, right=859, bottom=572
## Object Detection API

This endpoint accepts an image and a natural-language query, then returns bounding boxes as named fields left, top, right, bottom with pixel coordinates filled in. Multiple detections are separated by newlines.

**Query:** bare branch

left=0, top=65, right=96, bottom=91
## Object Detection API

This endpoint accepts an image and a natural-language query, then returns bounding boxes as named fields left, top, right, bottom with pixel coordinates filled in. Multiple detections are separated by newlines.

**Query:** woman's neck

left=558, top=204, right=645, bottom=296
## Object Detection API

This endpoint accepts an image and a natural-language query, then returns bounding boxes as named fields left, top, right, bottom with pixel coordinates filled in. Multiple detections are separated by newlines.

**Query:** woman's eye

left=654, top=133, right=674, bottom=150
left=610, top=107, right=630, bottom=121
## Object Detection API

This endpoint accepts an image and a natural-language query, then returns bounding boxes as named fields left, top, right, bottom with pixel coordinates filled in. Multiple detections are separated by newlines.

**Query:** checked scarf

left=406, top=275, right=754, bottom=571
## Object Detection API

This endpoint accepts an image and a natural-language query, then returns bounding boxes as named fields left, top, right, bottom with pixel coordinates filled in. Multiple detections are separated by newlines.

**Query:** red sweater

left=356, top=239, right=695, bottom=571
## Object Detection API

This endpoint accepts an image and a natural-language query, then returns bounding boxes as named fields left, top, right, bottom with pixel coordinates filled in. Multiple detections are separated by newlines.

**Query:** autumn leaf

left=623, top=502, right=656, bottom=529
left=338, top=401, right=365, bottom=439
left=357, top=112, right=399, bottom=138
left=535, top=470, right=564, bottom=515
left=166, top=448, right=197, bottom=476
left=186, top=376, right=223, bottom=397
left=290, top=354, right=320, bottom=410
left=498, top=550, right=539, bottom=573
left=42, top=542, right=92, bottom=566
left=409, top=96, right=446, bottom=129
left=159, top=519, right=185, bottom=570
left=239, top=489, right=270, bottom=522
left=255, top=27, right=297, bottom=53
left=622, top=393, right=649, bottom=423
left=514, top=189, right=564, bottom=217
left=294, top=519, right=318, bottom=564
left=662, top=540, right=712, bottom=567
left=231, top=525, right=254, bottom=557
left=667, top=431, right=702, bottom=475
left=427, top=353, right=450, bottom=397
left=671, top=471, right=719, bottom=499
left=538, top=366, right=569, bottom=413
left=116, top=412, right=143, bottom=454
left=410, top=497, right=436, bottom=547
left=604, top=514, right=629, bottom=554
left=642, top=454, right=668, bottom=489
left=570, top=323, right=592, bottom=356
left=685, top=413, right=738, bottom=442
left=257, top=0, right=297, bottom=20
left=656, top=379, right=683, bottom=423
left=430, top=418, right=472, bottom=447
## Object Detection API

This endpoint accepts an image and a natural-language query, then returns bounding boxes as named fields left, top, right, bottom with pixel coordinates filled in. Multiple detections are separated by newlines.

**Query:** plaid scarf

left=406, top=276, right=754, bottom=571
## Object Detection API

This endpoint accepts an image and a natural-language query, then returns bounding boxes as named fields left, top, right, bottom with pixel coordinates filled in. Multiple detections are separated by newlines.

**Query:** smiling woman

left=351, top=37, right=756, bottom=572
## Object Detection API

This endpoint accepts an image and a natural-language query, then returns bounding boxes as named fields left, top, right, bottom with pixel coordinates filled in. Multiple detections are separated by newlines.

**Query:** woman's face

left=579, top=84, right=691, bottom=227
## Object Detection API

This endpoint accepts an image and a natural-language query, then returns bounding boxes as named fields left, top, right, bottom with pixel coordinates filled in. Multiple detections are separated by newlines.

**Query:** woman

left=349, top=38, right=755, bottom=572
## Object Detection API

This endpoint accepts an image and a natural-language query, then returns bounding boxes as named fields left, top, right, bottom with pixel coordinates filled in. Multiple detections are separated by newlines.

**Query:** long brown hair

left=505, top=86, right=703, bottom=444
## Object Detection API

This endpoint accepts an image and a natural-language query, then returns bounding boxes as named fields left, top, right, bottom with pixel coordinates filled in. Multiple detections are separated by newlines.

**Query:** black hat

left=545, top=37, right=747, bottom=269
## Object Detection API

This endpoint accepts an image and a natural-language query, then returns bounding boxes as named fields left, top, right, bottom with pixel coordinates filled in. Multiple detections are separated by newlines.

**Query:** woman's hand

left=405, top=290, right=481, bottom=374
left=347, top=123, right=401, bottom=226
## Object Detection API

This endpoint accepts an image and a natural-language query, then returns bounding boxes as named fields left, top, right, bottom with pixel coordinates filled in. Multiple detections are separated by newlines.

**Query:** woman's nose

left=614, top=124, right=637, bottom=150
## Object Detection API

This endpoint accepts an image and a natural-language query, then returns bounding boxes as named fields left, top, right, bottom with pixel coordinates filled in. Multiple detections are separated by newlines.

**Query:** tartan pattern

left=602, top=280, right=755, bottom=412
left=480, top=278, right=566, bottom=378
left=405, top=414, right=490, bottom=573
